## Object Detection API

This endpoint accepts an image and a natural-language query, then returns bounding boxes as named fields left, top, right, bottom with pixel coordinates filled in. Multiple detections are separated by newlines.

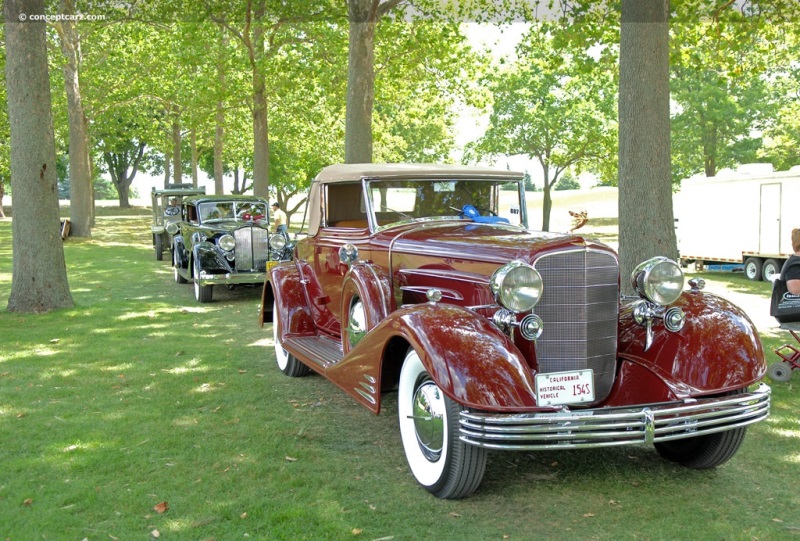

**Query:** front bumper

left=459, top=383, right=770, bottom=450
left=197, top=270, right=268, bottom=287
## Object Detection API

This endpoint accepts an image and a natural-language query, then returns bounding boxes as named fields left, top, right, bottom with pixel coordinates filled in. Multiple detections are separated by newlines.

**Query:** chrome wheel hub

left=411, top=380, right=446, bottom=461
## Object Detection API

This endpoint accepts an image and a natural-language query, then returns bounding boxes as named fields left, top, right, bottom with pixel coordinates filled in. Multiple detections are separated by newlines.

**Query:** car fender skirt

left=618, top=292, right=767, bottom=395
left=343, top=303, right=540, bottom=411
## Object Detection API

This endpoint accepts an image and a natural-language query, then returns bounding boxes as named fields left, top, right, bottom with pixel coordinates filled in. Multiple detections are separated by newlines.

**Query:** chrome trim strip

left=459, top=384, right=770, bottom=451
left=355, top=388, right=377, bottom=405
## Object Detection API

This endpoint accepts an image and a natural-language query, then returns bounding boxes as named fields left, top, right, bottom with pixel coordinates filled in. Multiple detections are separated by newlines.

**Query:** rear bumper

left=459, top=383, right=770, bottom=450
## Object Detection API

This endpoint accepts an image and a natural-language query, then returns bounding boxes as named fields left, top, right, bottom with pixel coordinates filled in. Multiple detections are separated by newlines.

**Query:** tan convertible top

left=314, top=163, right=522, bottom=183
left=306, top=163, right=523, bottom=236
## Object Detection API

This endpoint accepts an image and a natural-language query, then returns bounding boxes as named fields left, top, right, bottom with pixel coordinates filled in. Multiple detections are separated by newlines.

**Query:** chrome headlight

left=269, top=233, right=286, bottom=251
left=165, top=222, right=179, bottom=235
left=218, top=234, right=236, bottom=251
left=490, top=260, right=543, bottom=313
left=631, top=257, right=684, bottom=306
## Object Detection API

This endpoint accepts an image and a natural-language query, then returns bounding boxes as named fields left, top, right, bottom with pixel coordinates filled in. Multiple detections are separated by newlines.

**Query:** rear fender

left=173, top=236, right=188, bottom=268
left=617, top=291, right=766, bottom=398
left=340, top=263, right=395, bottom=354
left=267, top=262, right=318, bottom=337
left=330, top=303, right=540, bottom=413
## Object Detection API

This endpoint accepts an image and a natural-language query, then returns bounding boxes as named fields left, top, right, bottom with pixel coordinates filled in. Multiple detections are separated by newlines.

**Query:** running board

left=282, top=335, right=343, bottom=369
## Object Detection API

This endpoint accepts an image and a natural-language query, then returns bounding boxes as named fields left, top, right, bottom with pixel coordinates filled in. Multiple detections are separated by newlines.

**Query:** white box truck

left=674, top=164, right=800, bottom=281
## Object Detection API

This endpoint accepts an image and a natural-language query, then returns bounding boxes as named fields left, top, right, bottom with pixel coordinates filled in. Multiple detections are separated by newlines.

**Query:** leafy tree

left=4, top=0, right=73, bottom=312
left=554, top=173, right=580, bottom=191
left=469, top=20, right=616, bottom=231
left=759, top=32, right=800, bottom=170
left=670, top=2, right=781, bottom=182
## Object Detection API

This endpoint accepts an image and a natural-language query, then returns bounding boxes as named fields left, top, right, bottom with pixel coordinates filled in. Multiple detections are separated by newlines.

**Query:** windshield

left=365, top=179, right=524, bottom=228
left=198, top=201, right=268, bottom=223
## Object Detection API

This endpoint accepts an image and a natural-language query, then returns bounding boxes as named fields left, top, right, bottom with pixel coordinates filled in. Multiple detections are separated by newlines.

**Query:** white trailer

left=674, top=164, right=800, bottom=281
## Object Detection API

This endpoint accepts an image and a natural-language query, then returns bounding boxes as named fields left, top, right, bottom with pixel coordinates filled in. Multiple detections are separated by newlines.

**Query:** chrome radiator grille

left=234, top=226, right=270, bottom=271
left=532, top=250, right=619, bottom=402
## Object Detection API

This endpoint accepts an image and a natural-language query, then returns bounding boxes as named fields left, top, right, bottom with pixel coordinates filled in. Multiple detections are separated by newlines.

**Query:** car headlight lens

left=490, top=260, right=543, bottom=313
left=218, top=234, right=236, bottom=251
left=631, top=256, right=684, bottom=306
left=165, top=222, right=179, bottom=235
left=269, top=233, right=286, bottom=251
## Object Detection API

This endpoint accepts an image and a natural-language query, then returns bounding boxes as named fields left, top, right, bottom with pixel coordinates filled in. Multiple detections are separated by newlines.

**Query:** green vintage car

left=150, top=184, right=206, bottom=260
left=168, top=194, right=291, bottom=303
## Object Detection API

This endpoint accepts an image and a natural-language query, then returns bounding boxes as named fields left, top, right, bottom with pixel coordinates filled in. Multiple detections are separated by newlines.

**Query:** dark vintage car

left=259, top=164, right=770, bottom=499
left=150, top=184, right=206, bottom=260
left=169, top=195, right=291, bottom=303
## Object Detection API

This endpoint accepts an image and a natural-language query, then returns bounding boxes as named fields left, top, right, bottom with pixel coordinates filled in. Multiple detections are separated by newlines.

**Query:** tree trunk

left=214, top=99, right=224, bottom=195
left=5, top=0, right=74, bottom=312
left=345, top=0, right=377, bottom=164
left=190, top=128, right=198, bottom=188
left=172, top=116, right=181, bottom=185
left=250, top=0, right=269, bottom=198
left=117, top=179, right=131, bottom=208
left=618, top=0, right=677, bottom=295
left=541, top=166, right=552, bottom=232
left=0, top=182, right=6, bottom=218
left=163, top=146, right=171, bottom=189
left=58, top=0, right=92, bottom=238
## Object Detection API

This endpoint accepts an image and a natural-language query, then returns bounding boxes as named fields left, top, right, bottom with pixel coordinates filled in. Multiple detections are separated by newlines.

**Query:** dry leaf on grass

left=285, top=456, right=298, bottom=462
left=22, top=498, right=33, bottom=506
left=153, top=501, right=169, bottom=514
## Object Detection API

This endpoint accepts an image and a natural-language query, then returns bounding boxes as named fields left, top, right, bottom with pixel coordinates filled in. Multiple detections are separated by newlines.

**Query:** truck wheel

left=398, top=348, right=487, bottom=499
left=768, top=361, right=793, bottom=382
left=744, top=258, right=762, bottom=281
left=272, top=301, right=310, bottom=377
left=762, top=259, right=780, bottom=282
left=654, top=389, right=747, bottom=469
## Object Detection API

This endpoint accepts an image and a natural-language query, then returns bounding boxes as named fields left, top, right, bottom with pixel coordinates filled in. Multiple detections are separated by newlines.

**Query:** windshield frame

left=363, top=177, right=528, bottom=233
left=197, top=200, right=269, bottom=224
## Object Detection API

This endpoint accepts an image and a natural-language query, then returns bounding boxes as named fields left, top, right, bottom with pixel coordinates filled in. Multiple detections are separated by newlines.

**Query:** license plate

left=535, top=369, right=595, bottom=407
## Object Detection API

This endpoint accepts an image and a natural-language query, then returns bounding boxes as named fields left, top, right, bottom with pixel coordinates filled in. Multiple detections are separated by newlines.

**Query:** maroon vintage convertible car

left=260, top=163, right=770, bottom=499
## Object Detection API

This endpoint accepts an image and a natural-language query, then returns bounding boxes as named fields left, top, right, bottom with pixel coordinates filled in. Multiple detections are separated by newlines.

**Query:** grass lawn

left=0, top=213, right=798, bottom=541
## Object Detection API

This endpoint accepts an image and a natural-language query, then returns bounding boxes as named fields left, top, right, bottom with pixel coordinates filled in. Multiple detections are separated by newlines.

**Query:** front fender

left=331, top=303, right=540, bottom=413
left=194, top=242, right=232, bottom=274
left=617, top=291, right=766, bottom=398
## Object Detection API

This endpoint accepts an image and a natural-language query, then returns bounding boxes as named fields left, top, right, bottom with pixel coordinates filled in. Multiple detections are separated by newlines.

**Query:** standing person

left=782, top=228, right=800, bottom=294
left=271, top=202, right=288, bottom=236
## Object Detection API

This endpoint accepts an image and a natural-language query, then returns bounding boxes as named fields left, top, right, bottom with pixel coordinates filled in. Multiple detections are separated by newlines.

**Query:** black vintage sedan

left=168, top=195, right=291, bottom=302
